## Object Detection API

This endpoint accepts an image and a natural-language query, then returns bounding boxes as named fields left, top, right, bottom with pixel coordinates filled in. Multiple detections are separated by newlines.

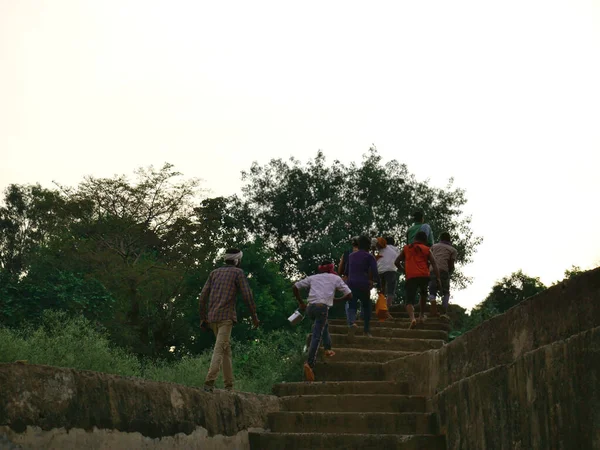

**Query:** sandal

left=409, top=319, right=417, bottom=329
left=324, top=350, right=336, bottom=357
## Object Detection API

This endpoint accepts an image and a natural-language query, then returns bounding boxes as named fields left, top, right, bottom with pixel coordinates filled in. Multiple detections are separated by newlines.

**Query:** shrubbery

left=0, top=311, right=306, bottom=394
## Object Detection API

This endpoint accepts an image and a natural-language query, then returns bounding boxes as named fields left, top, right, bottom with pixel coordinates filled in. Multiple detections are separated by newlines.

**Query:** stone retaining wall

left=384, top=267, right=600, bottom=450
left=0, top=364, right=279, bottom=449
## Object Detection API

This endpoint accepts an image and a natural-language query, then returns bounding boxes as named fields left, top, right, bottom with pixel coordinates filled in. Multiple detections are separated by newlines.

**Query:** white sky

left=1, top=0, right=599, bottom=310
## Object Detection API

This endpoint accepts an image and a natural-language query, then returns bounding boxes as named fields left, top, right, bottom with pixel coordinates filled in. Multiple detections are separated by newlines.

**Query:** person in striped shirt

left=199, top=248, right=259, bottom=392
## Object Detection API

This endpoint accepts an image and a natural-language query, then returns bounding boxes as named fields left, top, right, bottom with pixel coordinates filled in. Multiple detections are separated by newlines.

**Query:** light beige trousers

left=204, top=320, right=234, bottom=388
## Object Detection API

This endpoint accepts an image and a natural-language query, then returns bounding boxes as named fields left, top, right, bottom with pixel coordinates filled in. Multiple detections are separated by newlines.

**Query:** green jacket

left=407, top=222, right=434, bottom=247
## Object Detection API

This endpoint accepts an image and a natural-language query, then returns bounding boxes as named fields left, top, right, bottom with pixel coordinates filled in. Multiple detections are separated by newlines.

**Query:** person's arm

left=338, top=254, right=346, bottom=280
left=334, top=278, right=352, bottom=303
left=448, top=248, right=458, bottom=275
left=199, top=274, right=211, bottom=324
left=428, top=252, right=441, bottom=287
left=293, top=278, right=311, bottom=310
left=421, top=223, right=434, bottom=247
left=369, top=254, right=380, bottom=289
left=237, top=272, right=260, bottom=327
left=448, top=257, right=456, bottom=275
left=394, top=249, right=405, bottom=270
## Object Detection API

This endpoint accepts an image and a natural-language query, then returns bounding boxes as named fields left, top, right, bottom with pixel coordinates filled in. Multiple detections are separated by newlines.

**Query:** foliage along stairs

left=249, top=304, right=450, bottom=450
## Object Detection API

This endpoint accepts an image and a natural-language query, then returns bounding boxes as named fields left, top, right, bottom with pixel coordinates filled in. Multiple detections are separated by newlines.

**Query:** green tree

left=240, top=148, right=482, bottom=289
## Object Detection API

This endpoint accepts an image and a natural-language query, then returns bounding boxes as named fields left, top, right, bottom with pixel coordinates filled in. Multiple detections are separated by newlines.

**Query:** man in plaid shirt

left=199, top=248, right=259, bottom=391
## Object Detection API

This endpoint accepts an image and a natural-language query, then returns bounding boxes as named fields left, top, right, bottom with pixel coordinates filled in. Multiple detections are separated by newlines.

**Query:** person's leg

left=360, top=291, right=372, bottom=335
left=322, top=314, right=335, bottom=356
left=322, top=321, right=332, bottom=351
left=306, top=304, right=328, bottom=373
left=218, top=321, right=234, bottom=389
left=380, top=273, right=388, bottom=309
left=418, top=278, right=428, bottom=321
left=428, top=272, right=438, bottom=303
left=346, top=294, right=358, bottom=327
left=205, top=321, right=228, bottom=388
left=385, top=271, right=398, bottom=307
left=440, top=271, right=450, bottom=315
left=405, top=278, right=417, bottom=328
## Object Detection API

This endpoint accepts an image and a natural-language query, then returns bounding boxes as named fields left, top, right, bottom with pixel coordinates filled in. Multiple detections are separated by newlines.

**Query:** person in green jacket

left=407, top=211, right=434, bottom=247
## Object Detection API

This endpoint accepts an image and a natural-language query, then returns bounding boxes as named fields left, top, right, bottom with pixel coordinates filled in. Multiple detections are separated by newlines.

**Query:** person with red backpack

left=395, top=231, right=442, bottom=329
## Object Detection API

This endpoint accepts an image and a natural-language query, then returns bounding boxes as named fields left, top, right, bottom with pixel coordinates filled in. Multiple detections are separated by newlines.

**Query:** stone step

left=329, top=319, right=451, bottom=332
left=307, top=333, right=445, bottom=352
left=385, top=302, right=462, bottom=311
left=268, top=411, right=438, bottom=435
left=318, top=348, right=415, bottom=363
left=313, top=362, right=385, bottom=381
left=280, top=394, right=427, bottom=413
left=328, top=324, right=448, bottom=340
left=249, top=432, right=446, bottom=450
left=273, top=381, right=410, bottom=397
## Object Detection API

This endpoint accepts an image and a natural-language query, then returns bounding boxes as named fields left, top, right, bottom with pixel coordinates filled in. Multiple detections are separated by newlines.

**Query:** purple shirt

left=346, top=250, right=379, bottom=291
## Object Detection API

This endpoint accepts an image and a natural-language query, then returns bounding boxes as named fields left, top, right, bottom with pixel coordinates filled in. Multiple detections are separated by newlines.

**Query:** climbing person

left=407, top=211, right=434, bottom=247
left=338, top=236, right=359, bottom=281
left=294, top=260, right=352, bottom=382
left=346, top=235, right=379, bottom=337
left=395, top=231, right=442, bottom=329
left=199, top=248, right=260, bottom=392
left=338, top=236, right=359, bottom=322
left=376, top=236, right=400, bottom=312
left=428, top=232, right=458, bottom=319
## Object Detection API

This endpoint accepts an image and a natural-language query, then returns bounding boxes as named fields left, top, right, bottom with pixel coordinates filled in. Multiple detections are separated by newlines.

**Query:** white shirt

left=294, top=273, right=352, bottom=307
left=377, top=245, right=400, bottom=273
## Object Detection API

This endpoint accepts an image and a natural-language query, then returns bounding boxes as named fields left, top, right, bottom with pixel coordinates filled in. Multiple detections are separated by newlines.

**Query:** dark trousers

left=306, top=303, right=331, bottom=368
left=350, top=288, right=371, bottom=333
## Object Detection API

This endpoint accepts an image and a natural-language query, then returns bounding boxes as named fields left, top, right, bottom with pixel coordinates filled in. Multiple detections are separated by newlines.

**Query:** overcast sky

left=1, top=0, right=599, bottom=310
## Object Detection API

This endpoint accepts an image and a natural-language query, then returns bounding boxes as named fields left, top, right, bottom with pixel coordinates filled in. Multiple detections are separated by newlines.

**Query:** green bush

left=0, top=311, right=141, bottom=377
left=0, top=311, right=307, bottom=394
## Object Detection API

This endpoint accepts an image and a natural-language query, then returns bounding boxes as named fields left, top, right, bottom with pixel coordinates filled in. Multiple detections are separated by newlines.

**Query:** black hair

left=413, top=211, right=424, bottom=222
left=384, top=235, right=395, bottom=246
left=320, top=259, right=333, bottom=266
left=415, top=231, right=428, bottom=243
left=357, top=235, right=371, bottom=251
left=351, top=237, right=359, bottom=248
left=440, top=232, right=451, bottom=242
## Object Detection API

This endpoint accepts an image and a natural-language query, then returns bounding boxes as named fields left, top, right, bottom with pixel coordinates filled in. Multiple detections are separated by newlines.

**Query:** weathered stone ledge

left=0, top=425, right=266, bottom=450
left=383, top=267, right=600, bottom=396
left=0, top=363, right=279, bottom=442
left=433, top=325, right=600, bottom=450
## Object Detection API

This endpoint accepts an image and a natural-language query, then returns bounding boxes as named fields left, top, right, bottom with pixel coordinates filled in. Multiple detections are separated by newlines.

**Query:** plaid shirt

left=199, top=265, right=257, bottom=323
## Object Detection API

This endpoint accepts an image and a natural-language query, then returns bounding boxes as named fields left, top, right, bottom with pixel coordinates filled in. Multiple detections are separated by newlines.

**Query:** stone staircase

left=249, top=305, right=450, bottom=450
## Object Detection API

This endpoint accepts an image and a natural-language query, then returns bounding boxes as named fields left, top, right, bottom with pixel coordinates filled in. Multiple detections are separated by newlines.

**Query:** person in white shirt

left=376, top=236, right=400, bottom=312
left=293, top=260, right=352, bottom=382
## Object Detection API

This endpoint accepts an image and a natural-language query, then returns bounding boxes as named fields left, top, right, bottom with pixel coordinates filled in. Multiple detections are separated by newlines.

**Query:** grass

left=0, top=311, right=305, bottom=394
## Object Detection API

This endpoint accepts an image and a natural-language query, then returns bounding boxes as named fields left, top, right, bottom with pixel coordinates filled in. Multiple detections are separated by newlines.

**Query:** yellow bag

left=375, top=292, right=388, bottom=321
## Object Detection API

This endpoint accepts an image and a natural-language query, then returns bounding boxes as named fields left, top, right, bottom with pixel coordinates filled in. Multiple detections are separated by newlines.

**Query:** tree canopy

left=241, top=148, right=482, bottom=287
left=0, top=149, right=482, bottom=358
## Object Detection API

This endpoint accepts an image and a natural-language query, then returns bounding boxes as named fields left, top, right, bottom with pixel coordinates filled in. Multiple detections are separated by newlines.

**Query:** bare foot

left=324, top=350, right=336, bottom=357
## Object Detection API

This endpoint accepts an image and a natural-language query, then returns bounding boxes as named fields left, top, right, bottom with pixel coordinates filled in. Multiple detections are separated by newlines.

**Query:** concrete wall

left=384, top=267, right=600, bottom=450
left=0, top=364, right=279, bottom=449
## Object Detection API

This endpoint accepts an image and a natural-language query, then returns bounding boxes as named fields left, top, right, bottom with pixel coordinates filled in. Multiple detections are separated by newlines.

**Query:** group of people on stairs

left=198, top=210, right=458, bottom=388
